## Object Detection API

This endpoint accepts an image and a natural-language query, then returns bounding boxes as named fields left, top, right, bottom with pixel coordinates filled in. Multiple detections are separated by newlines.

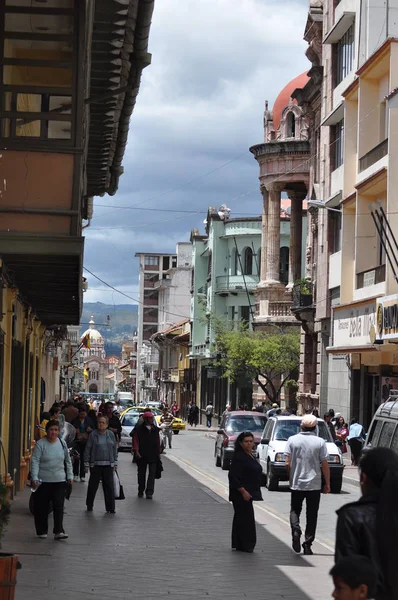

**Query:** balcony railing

left=269, top=301, right=293, bottom=317
left=216, top=275, right=259, bottom=293
left=359, top=139, right=388, bottom=173
left=356, top=264, right=385, bottom=290
left=292, top=282, right=314, bottom=311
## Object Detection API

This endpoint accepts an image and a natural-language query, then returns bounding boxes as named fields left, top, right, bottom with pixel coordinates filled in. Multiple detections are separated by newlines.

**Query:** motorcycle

left=29, top=422, right=76, bottom=516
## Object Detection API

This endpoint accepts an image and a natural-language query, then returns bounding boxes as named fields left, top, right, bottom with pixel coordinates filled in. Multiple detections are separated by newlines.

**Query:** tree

left=215, top=324, right=300, bottom=404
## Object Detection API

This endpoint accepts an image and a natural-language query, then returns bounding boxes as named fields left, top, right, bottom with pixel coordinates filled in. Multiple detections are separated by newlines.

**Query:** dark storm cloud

left=84, top=0, right=311, bottom=304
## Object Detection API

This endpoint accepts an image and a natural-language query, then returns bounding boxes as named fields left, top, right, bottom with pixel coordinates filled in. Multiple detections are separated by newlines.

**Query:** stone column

left=265, top=183, right=284, bottom=284
left=259, top=185, right=268, bottom=284
left=287, top=191, right=306, bottom=288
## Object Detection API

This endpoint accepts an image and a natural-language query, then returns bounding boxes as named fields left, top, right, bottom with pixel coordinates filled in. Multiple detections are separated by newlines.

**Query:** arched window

left=287, top=112, right=295, bottom=138
left=243, top=247, right=253, bottom=275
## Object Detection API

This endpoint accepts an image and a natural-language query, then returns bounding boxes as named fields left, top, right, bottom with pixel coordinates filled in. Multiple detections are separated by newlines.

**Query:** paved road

left=5, top=446, right=337, bottom=600
left=165, top=429, right=360, bottom=549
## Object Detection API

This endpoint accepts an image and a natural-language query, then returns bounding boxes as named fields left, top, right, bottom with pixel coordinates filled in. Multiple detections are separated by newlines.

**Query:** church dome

left=81, top=317, right=103, bottom=343
left=273, top=71, right=310, bottom=130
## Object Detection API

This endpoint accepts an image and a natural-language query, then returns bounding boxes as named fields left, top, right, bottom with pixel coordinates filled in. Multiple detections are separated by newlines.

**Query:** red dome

left=273, top=72, right=310, bottom=130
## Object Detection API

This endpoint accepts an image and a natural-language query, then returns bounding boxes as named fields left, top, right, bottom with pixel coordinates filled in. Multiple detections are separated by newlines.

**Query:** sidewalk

left=3, top=452, right=335, bottom=600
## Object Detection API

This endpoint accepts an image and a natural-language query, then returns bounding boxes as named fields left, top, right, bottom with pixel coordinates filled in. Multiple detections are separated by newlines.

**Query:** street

left=4, top=429, right=359, bottom=600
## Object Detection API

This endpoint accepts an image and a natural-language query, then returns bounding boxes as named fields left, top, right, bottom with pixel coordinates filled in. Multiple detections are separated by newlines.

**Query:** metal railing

left=359, top=139, right=388, bottom=173
left=356, top=264, right=386, bottom=289
left=216, top=275, right=259, bottom=293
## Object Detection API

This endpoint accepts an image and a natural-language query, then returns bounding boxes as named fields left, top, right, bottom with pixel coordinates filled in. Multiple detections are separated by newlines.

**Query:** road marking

left=167, top=453, right=335, bottom=553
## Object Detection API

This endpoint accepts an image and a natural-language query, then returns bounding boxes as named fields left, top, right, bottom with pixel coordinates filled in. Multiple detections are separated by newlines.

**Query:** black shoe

left=292, top=532, right=301, bottom=554
left=138, top=492, right=144, bottom=498
left=302, top=545, right=313, bottom=556
left=106, top=510, right=116, bottom=514
left=86, top=507, right=93, bottom=512
left=146, top=495, right=153, bottom=500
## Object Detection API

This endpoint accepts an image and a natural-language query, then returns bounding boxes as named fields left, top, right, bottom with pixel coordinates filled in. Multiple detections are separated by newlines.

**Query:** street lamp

left=307, top=200, right=342, bottom=213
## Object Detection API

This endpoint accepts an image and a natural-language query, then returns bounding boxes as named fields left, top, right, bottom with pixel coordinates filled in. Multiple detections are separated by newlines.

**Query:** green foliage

left=0, top=481, right=10, bottom=547
left=295, top=278, right=312, bottom=295
left=215, top=323, right=300, bottom=403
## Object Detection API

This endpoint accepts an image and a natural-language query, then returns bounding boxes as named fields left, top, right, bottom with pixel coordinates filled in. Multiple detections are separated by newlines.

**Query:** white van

left=365, top=394, right=398, bottom=452
left=257, top=415, right=344, bottom=493
left=114, top=391, right=134, bottom=409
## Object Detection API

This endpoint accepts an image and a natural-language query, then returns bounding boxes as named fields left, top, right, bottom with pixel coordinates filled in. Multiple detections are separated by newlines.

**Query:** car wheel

left=173, top=430, right=179, bottom=435
left=266, top=461, right=278, bottom=491
left=330, top=478, right=342, bottom=494
left=221, top=448, right=230, bottom=470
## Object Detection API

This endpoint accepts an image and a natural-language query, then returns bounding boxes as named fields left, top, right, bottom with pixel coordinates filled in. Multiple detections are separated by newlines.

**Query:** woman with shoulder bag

left=84, top=415, right=118, bottom=514
left=31, top=419, right=73, bottom=540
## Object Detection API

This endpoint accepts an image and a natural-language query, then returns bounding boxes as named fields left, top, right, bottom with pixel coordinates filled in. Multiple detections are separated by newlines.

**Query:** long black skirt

left=231, top=493, right=256, bottom=552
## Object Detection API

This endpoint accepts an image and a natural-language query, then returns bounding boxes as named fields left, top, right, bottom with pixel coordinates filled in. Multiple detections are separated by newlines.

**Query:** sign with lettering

left=333, top=301, right=376, bottom=348
left=376, top=295, right=398, bottom=340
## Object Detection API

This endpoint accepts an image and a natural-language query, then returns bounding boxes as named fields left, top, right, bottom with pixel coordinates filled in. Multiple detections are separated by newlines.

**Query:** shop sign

left=333, top=301, right=376, bottom=348
left=376, top=295, right=398, bottom=340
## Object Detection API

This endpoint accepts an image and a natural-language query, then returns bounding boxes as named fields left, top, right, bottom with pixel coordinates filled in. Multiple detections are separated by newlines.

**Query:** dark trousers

left=86, top=465, right=115, bottom=512
left=290, top=490, right=321, bottom=548
left=206, top=415, right=212, bottom=427
left=34, top=482, right=66, bottom=535
left=231, top=494, right=256, bottom=552
left=73, top=442, right=86, bottom=478
left=137, top=459, right=157, bottom=497
left=348, top=438, right=362, bottom=466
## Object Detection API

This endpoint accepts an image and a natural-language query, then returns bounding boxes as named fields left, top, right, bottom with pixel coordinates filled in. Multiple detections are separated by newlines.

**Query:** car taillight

left=223, top=437, right=229, bottom=447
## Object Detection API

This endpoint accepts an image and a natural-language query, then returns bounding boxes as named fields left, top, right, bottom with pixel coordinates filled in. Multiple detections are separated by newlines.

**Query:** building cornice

left=249, top=140, right=310, bottom=160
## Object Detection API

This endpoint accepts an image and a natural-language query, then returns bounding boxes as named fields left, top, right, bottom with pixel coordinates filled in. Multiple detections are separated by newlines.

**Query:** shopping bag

left=113, top=470, right=120, bottom=498
left=155, top=458, right=163, bottom=480
left=117, top=483, right=125, bottom=500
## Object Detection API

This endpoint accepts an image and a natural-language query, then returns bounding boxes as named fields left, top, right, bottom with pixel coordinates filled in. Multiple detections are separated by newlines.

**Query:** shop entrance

left=364, top=371, right=380, bottom=428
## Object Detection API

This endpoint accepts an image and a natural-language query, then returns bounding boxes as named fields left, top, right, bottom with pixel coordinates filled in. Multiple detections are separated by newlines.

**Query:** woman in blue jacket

left=228, top=431, right=263, bottom=553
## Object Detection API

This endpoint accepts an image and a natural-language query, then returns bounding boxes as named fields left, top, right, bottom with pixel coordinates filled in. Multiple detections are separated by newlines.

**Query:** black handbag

left=155, top=458, right=163, bottom=480
left=116, top=483, right=125, bottom=500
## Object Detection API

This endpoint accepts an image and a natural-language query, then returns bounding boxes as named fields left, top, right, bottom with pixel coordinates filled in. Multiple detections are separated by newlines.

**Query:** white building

left=135, top=243, right=192, bottom=403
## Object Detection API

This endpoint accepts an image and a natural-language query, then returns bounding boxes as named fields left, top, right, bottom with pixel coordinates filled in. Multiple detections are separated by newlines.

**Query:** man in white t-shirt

left=285, top=414, right=330, bottom=556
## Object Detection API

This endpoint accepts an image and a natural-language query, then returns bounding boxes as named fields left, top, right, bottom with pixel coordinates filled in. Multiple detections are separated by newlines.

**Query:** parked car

left=119, top=411, right=141, bottom=450
left=115, top=391, right=135, bottom=410
left=365, top=396, right=398, bottom=452
left=214, top=411, right=268, bottom=470
left=257, top=415, right=344, bottom=493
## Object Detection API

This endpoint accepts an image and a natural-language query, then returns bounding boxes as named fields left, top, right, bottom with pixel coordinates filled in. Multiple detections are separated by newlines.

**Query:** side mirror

left=261, top=438, right=270, bottom=445
left=217, top=429, right=223, bottom=435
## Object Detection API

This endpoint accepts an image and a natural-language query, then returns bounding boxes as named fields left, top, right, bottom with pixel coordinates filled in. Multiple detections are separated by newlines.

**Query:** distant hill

left=80, top=302, right=138, bottom=356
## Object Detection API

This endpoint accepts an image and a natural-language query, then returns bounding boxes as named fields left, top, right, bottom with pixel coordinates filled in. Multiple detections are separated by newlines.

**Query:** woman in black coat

left=335, top=447, right=398, bottom=599
left=228, top=431, right=263, bottom=553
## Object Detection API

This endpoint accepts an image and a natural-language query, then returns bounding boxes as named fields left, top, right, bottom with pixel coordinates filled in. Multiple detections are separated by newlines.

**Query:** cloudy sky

left=83, top=0, right=310, bottom=306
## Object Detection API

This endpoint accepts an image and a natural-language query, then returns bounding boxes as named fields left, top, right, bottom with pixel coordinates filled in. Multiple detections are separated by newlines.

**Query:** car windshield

left=274, top=420, right=332, bottom=442
left=122, top=413, right=140, bottom=427
left=226, top=415, right=267, bottom=433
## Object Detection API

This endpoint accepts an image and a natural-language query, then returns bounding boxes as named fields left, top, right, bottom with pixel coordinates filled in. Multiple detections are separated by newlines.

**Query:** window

left=207, top=252, right=212, bottom=279
left=286, top=112, right=295, bottom=138
left=1, top=4, right=74, bottom=143
left=231, top=248, right=239, bottom=275
left=330, top=210, right=342, bottom=253
left=257, top=249, right=261, bottom=276
left=279, top=247, right=289, bottom=285
left=335, top=24, right=355, bottom=85
left=367, top=419, right=383, bottom=448
left=240, top=305, right=250, bottom=325
left=379, top=100, right=388, bottom=143
left=333, top=120, right=344, bottom=169
left=243, top=247, right=253, bottom=275
left=144, top=256, right=159, bottom=266
left=378, top=422, right=395, bottom=448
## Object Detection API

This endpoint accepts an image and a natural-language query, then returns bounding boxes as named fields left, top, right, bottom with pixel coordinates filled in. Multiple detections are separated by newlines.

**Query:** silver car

left=119, top=412, right=141, bottom=450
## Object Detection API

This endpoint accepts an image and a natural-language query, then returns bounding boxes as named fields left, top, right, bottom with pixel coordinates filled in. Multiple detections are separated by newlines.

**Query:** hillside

left=80, top=302, right=138, bottom=356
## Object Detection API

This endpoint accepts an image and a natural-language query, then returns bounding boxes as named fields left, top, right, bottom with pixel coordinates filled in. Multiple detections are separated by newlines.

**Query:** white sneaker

left=54, top=532, right=68, bottom=540
left=80, top=477, right=85, bottom=483
left=73, top=476, right=79, bottom=482
left=37, top=534, right=47, bottom=539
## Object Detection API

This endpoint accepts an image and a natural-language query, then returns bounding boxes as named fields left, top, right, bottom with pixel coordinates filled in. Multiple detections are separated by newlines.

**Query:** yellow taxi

left=120, top=406, right=185, bottom=433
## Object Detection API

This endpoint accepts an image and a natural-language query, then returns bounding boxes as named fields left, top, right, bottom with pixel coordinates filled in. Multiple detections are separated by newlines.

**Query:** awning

left=323, top=12, right=355, bottom=44
left=321, top=101, right=344, bottom=127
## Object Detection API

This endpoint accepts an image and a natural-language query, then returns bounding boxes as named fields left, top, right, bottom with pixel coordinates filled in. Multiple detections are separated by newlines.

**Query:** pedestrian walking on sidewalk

left=189, top=402, right=199, bottom=427
left=84, top=416, right=118, bottom=513
left=347, top=418, right=365, bottom=466
left=205, top=402, right=214, bottom=428
left=160, top=407, right=175, bottom=449
left=72, top=406, right=94, bottom=482
left=31, top=420, right=73, bottom=540
left=228, top=431, right=263, bottom=553
left=133, top=411, right=161, bottom=499
left=335, top=447, right=398, bottom=600
left=285, top=414, right=330, bottom=555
